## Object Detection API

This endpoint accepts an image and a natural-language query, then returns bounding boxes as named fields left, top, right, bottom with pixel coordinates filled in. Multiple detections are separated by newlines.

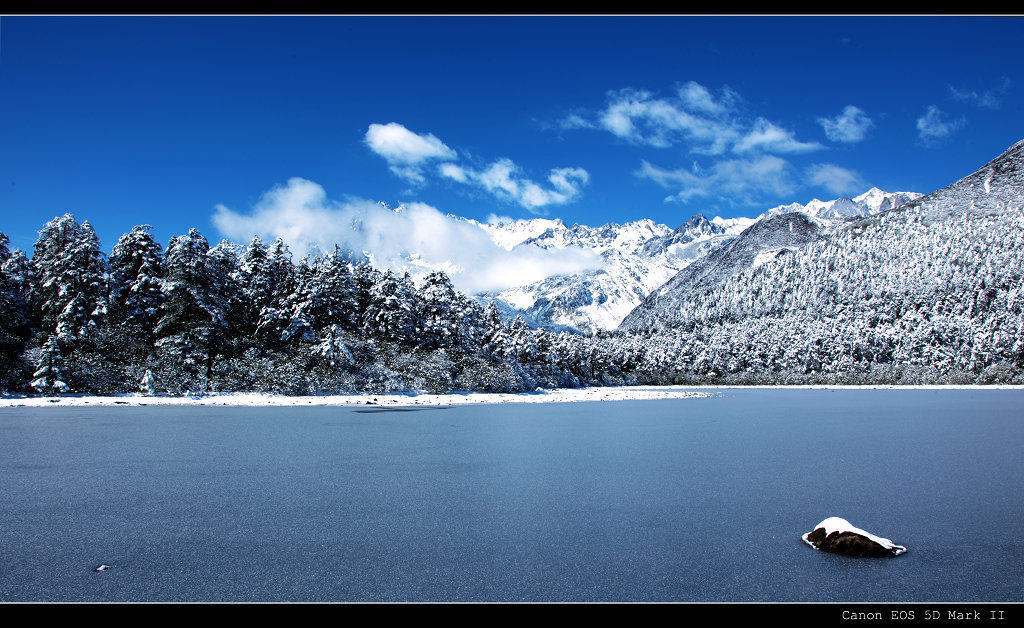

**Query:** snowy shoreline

left=0, top=383, right=1021, bottom=408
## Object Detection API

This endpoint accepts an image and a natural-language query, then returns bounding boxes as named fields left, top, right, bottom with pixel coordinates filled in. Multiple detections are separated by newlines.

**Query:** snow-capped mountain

left=763, top=188, right=922, bottom=225
left=615, top=189, right=921, bottom=333
left=473, top=214, right=744, bottom=332
left=357, top=189, right=919, bottom=334
left=468, top=188, right=919, bottom=332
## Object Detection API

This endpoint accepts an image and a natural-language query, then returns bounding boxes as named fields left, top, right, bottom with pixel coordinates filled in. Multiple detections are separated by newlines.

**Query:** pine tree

left=155, top=228, right=229, bottom=389
left=304, top=247, right=360, bottom=332
left=139, top=369, right=157, bottom=395
left=54, top=291, right=95, bottom=349
left=417, top=271, right=462, bottom=350
left=352, top=262, right=380, bottom=331
left=31, top=336, right=70, bottom=394
left=311, top=324, right=355, bottom=369
left=32, top=214, right=106, bottom=332
left=108, top=225, right=164, bottom=338
left=279, top=258, right=316, bottom=346
left=363, top=270, right=418, bottom=344
left=207, top=239, right=247, bottom=352
left=0, top=233, right=32, bottom=387
left=2, top=248, right=39, bottom=321
left=507, top=316, right=537, bottom=362
left=480, top=302, right=511, bottom=358
left=253, top=238, right=297, bottom=348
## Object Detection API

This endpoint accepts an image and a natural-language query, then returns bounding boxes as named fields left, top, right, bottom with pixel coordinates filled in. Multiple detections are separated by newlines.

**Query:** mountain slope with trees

left=614, top=139, right=1024, bottom=384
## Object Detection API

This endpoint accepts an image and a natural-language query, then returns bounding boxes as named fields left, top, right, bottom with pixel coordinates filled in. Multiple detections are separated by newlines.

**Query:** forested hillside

left=615, top=139, right=1024, bottom=385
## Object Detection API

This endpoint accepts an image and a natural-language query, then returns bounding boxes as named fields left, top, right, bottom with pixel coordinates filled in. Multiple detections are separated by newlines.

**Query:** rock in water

left=802, top=517, right=907, bottom=557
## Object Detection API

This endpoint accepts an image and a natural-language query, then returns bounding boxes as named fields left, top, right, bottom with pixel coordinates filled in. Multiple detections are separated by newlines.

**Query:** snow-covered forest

left=0, top=216, right=643, bottom=395
left=618, top=139, right=1024, bottom=385
left=2, top=140, right=1023, bottom=395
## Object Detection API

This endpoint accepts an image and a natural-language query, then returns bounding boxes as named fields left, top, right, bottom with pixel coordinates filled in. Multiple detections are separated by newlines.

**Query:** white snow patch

left=0, top=386, right=714, bottom=408
left=4, top=384, right=1019, bottom=409
left=751, top=247, right=793, bottom=270
left=712, top=215, right=757, bottom=235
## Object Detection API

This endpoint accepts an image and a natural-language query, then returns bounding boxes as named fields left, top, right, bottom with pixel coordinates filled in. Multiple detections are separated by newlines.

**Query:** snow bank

left=0, top=385, right=713, bottom=408
left=703, top=384, right=1024, bottom=390
left=1, top=383, right=1019, bottom=409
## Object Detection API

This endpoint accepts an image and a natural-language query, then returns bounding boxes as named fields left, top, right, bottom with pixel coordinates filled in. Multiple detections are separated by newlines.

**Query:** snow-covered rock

left=802, top=517, right=907, bottom=557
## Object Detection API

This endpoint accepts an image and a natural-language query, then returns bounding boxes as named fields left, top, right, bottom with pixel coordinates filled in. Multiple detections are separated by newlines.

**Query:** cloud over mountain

left=212, top=177, right=601, bottom=294
left=807, top=163, right=865, bottom=195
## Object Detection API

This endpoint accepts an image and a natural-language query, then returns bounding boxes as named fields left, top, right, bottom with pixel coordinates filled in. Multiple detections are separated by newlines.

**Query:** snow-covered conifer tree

left=31, top=336, right=70, bottom=394
left=32, top=214, right=106, bottom=331
left=155, top=228, right=229, bottom=387
left=139, top=368, right=157, bottom=396
left=108, top=225, right=164, bottom=337
left=417, top=271, right=463, bottom=349
left=363, top=270, right=418, bottom=344
left=252, top=238, right=297, bottom=348
left=0, top=234, right=32, bottom=387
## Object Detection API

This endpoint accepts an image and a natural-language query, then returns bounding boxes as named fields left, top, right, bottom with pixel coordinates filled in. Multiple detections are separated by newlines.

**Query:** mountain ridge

left=474, top=188, right=920, bottom=332
left=613, top=137, right=1024, bottom=385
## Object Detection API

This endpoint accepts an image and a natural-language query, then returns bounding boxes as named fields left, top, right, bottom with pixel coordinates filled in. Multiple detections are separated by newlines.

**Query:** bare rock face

left=802, top=517, right=907, bottom=558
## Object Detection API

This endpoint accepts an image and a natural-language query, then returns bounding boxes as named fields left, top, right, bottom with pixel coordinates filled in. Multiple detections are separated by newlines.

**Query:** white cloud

left=818, top=105, right=874, bottom=143
left=733, top=118, right=824, bottom=154
left=596, top=87, right=740, bottom=153
left=558, top=113, right=595, bottom=130
left=212, top=177, right=600, bottom=294
left=440, top=158, right=589, bottom=213
left=364, top=122, right=457, bottom=182
left=637, top=155, right=796, bottom=205
left=949, top=78, right=1010, bottom=110
left=438, top=162, right=469, bottom=183
left=677, top=81, right=738, bottom=116
left=807, top=163, right=865, bottom=195
left=916, top=106, right=965, bottom=144
left=566, top=82, right=823, bottom=159
left=364, top=121, right=589, bottom=211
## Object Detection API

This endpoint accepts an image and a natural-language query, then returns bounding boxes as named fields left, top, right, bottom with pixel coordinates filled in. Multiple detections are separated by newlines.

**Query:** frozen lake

left=0, top=389, right=1021, bottom=602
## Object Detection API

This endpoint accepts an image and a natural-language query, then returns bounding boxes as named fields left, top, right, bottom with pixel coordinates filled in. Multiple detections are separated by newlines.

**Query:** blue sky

left=1, top=16, right=1023, bottom=253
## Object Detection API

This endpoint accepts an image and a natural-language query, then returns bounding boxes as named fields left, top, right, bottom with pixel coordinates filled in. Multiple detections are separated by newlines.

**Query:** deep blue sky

left=1, top=16, right=1022, bottom=252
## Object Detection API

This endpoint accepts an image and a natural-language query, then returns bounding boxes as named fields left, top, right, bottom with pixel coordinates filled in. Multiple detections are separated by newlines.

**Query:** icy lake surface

left=0, top=389, right=1021, bottom=602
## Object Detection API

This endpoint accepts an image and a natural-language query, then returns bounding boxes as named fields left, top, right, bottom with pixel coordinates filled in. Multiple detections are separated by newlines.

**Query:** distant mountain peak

left=764, top=188, right=922, bottom=225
